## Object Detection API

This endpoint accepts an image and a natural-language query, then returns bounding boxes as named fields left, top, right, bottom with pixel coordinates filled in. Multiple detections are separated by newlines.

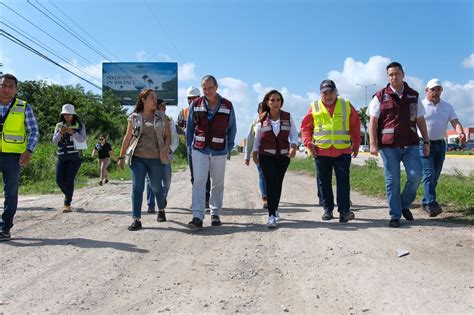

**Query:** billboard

left=102, top=62, right=178, bottom=106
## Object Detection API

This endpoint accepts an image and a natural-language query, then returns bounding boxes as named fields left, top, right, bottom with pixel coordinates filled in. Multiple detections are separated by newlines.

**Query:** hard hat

left=186, top=86, right=200, bottom=97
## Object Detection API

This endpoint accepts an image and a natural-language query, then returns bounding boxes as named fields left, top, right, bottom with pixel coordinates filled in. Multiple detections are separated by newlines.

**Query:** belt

left=430, top=140, right=444, bottom=144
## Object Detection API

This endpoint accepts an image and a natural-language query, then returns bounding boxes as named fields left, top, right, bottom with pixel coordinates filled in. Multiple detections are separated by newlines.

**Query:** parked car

left=446, top=143, right=461, bottom=151
left=360, top=145, right=369, bottom=152
left=464, top=143, right=474, bottom=151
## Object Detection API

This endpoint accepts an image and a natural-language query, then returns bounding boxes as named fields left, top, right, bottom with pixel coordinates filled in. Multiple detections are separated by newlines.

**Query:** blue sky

left=1, top=0, right=473, bottom=141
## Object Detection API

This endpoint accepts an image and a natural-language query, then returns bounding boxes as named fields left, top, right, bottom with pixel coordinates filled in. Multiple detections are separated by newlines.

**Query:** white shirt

left=419, top=98, right=458, bottom=140
left=252, top=115, right=299, bottom=152
left=367, top=85, right=425, bottom=118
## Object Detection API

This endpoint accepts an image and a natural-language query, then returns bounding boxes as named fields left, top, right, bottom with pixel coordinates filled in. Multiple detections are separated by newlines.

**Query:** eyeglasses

left=99, top=138, right=105, bottom=141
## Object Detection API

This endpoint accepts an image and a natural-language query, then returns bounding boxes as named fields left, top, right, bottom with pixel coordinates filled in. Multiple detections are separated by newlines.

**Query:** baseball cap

left=320, top=79, right=337, bottom=93
left=426, top=78, right=442, bottom=89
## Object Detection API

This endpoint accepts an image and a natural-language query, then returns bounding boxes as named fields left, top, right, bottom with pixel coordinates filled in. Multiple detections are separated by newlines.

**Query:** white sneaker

left=267, top=215, right=277, bottom=228
left=275, top=211, right=280, bottom=222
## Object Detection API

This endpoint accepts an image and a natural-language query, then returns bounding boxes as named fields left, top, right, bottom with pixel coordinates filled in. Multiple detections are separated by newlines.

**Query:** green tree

left=358, top=106, right=369, bottom=145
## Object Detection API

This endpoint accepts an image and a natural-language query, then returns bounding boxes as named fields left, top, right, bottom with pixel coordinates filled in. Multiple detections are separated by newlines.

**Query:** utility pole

left=356, top=83, right=376, bottom=145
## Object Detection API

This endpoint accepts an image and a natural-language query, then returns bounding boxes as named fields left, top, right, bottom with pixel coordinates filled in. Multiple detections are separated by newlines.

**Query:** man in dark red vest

left=368, top=62, right=430, bottom=228
left=186, top=75, right=237, bottom=228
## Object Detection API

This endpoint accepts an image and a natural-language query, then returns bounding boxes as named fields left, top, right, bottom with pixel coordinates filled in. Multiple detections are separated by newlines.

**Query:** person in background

left=118, top=89, right=170, bottom=231
left=145, top=98, right=179, bottom=221
left=252, top=90, right=298, bottom=228
left=419, top=78, right=465, bottom=217
left=245, top=102, right=267, bottom=208
left=52, top=103, right=87, bottom=213
left=91, top=134, right=113, bottom=186
left=368, top=62, right=430, bottom=228
left=186, top=75, right=237, bottom=228
left=0, top=73, right=39, bottom=241
left=301, top=80, right=360, bottom=223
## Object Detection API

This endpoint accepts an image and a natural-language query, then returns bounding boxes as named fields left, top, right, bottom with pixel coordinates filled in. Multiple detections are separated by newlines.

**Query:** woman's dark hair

left=133, top=88, right=155, bottom=113
left=259, top=90, right=284, bottom=123
left=257, top=102, right=263, bottom=114
left=59, top=114, right=79, bottom=127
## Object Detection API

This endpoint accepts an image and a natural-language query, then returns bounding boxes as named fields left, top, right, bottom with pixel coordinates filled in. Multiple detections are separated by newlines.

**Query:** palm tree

left=358, top=106, right=369, bottom=145
left=147, top=79, right=153, bottom=87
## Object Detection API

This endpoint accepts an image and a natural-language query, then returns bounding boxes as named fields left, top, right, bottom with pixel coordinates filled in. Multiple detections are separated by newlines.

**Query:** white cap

left=60, top=103, right=77, bottom=116
left=426, top=78, right=442, bottom=89
left=186, top=86, right=200, bottom=97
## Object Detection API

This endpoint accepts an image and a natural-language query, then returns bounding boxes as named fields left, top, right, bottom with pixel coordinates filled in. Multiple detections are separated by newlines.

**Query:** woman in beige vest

left=118, top=89, right=171, bottom=231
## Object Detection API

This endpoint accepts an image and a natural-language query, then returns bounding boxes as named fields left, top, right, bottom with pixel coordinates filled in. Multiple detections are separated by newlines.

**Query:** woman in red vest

left=252, top=90, right=298, bottom=228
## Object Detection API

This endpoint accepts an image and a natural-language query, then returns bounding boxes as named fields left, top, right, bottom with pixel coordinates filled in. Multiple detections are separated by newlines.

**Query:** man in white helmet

left=178, top=86, right=211, bottom=209
left=177, top=86, right=200, bottom=134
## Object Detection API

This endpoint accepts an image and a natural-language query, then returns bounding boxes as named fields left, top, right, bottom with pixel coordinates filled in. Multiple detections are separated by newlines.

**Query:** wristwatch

left=423, top=140, right=430, bottom=144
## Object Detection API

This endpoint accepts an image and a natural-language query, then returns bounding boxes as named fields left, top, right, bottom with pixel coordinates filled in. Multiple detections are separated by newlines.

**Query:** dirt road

left=1, top=155, right=473, bottom=313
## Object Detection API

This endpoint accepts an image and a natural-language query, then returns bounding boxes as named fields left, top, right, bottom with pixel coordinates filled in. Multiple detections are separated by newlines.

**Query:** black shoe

left=128, top=220, right=142, bottom=231
left=157, top=210, right=167, bottom=222
left=104, top=179, right=109, bottom=184
left=322, top=211, right=333, bottom=220
left=428, top=203, right=443, bottom=217
left=422, top=204, right=430, bottom=215
left=0, top=230, right=11, bottom=241
left=402, top=208, right=414, bottom=221
left=188, top=217, right=203, bottom=228
left=339, top=211, right=355, bottom=223
left=99, top=181, right=103, bottom=186
left=147, top=207, right=156, bottom=214
left=389, top=219, right=400, bottom=228
left=211, top=215, right=222, bottom=226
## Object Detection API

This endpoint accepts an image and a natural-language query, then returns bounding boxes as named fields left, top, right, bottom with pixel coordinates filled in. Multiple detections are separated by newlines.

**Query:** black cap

left=156, top=98, right=168, bottom=106
left=320, top=79, right=337, bottom=93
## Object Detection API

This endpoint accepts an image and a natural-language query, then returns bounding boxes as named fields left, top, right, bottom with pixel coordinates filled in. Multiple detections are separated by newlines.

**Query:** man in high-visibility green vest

left=301, top=80, right=361, bottom=223
left=0, top=74, right=39, bottom=241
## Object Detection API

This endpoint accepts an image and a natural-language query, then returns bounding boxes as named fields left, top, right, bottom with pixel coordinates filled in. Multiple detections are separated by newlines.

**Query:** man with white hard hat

left=419, top=78, right=465, bottom=217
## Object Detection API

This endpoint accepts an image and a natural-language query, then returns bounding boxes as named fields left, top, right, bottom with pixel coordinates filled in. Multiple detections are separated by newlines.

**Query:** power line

left=143, top=0, right=186, bottom=62
left=1, top=30, right=102, bottom=90
left=49, top=0, right=121, bottom=62
left=27, top=0, right=110, bottom=61
left=1, top=19, right=102, bottom=82
left=1, top=2, right=101, bottom=71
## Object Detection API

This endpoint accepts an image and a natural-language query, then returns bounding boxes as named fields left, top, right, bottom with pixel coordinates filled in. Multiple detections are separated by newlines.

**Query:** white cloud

left=178, top=63, right=196, bottom=81
left=463, top=53, right=474, bottom=68
left=440, top=80, right=474, bottom=127
left=136, top=51, right=147, bottom=61
left=157, top=53, right=172, bottom=61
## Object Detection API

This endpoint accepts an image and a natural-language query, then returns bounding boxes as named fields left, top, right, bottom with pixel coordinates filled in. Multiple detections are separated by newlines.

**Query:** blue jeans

left=256, top=164, right=267, bottom=197
left=380, top=146, right=422, bottom=220
left=315, top=154, right=351, bottom=214
left=0, top=153, right=21, bottom=232
left=146, top=163, right=172, bottom=209
left=420, top=140, right=446, bottom=206
left=130, top=156, right=166, bottom=219
left=56, top=159, right=83, bottom=206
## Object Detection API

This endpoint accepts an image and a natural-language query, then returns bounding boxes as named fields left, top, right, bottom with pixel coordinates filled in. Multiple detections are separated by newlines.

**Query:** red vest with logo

left=258, top=111, right=291, bottom=156
left=192, top=96, right=233, bottom=151
left=375, top=82, right=420, bottom=148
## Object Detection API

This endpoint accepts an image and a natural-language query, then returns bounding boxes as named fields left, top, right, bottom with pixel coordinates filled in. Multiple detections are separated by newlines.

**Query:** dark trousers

left=0, top=153, right=21, bottom=232
left=259, top=155, right=290, bottom=216
left=420, top=140, right=446, bottom=206
left=56, top=159, right=82, bottom=206
left=188, top=149, right=210, bottom=203
left=315, top=154, right=351, bottom=215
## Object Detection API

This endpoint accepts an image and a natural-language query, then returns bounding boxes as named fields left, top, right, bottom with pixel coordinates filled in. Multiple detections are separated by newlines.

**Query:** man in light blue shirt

left=186, top=75, right=237, bottom=228
left=419, top=78, right=465, bottom=217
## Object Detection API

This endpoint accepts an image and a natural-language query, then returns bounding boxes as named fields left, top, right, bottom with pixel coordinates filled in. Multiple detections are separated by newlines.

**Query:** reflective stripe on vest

left=1, top=98, right=27, bottom=153
left=311, top=97, right=351, bottom=149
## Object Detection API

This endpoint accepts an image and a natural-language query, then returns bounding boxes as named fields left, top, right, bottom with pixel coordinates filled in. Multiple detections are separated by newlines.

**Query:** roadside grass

left=1, top=138, right=190, bottom=196
left=288, top=156, right=474, bottom=224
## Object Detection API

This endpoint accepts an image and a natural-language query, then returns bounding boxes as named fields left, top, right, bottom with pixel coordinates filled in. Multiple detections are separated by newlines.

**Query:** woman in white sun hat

left=52, top=103, right=87, bottom=213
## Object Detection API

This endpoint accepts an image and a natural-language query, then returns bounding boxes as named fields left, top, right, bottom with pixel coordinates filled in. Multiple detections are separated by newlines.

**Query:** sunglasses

left=99, top=138, right=105, bottom=141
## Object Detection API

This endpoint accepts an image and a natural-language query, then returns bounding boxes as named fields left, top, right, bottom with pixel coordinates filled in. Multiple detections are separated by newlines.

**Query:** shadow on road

left=2, top=237, right=149, bottom=253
